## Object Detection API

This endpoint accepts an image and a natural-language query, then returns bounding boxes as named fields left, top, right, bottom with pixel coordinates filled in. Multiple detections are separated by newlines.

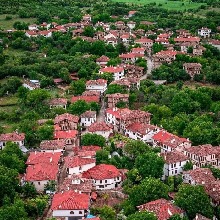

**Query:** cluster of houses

left=18, top=12, right=214, bottom=85
left=1, top=11, right=220, bottom=220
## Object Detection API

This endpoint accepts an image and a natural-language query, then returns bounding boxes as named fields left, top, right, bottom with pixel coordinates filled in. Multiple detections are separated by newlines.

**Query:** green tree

left=90, top=205, right=116, bottom=220
left=70, top=79, right=86, bottom=95
left=44, top=180, right=56, bottom=192
left=81, top=133, right=106, bottom=147
left=22, top=183, right=37, bottom=198
left=135, top=152, right=164, bottom=179
left=183, top=161, right=193, bottom=171
left=152, top=43, right=165, bottom=54
left=83, top=26, right=95, bottom=37
left=128, top=177, right=169, bottom=207
left=68, top=100, right=90, bottom=115
left=0, top=199, right=28, bottom=220
left=5, top=76, right=22, bottom=93
left=123, top=140, right=150, bottom=159
left=96, top=149, right=110, bottom=164
left=175, top=184, right=214, bottom=219
left=127, top=211, right=157, bottom=220
left=0, top=165, right=19, bottom=205
left=105, top=84, right=127, bottom=94
left=36, top=125, right=54, bottom=142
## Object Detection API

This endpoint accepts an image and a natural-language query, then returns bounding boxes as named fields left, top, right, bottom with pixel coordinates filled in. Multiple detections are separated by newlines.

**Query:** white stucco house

left=80, top=110, right=97, bottom=127
left=86, top=79, right=107, bottom=94
left=99, top=66, right=124, bottom=81
left=160, top=151, right=189, bottom=180
left=0, top=132, right=25, bottom=150
left=82, top=164, right=122, bottom=190
left=198, top=27, right=211, bottom=38
left=88, top=122, right=113, bottom=139
left=51, top=190, right=90, bottom=220
left=65, top=156, right=96, bottom=175
left=125, top=122, right=161, bottom=144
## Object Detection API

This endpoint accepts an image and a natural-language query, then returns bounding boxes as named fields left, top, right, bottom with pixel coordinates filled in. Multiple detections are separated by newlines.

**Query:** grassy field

left=111, top=0, right=206, bottom=10
left=0, top=14, right=36, bottom=30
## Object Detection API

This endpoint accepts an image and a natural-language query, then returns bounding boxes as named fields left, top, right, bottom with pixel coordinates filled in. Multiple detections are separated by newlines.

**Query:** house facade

left=80, top=111, right=97, bottom=127
left=99, top=66, right=124, bottom=81
left=82, top=164, right=122, bottom=190
left=86, top=79, right=107, bottom=94
left=161, top=151, right=189, bottom=180
left=0, top=132, right=25, bottom=150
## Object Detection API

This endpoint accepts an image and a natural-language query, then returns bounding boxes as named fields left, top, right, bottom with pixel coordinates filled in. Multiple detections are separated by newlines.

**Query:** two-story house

left=82, top=164, right=122, bottom=190
left=88, top=122, right=113, bottom=139
left=99, top=66, right=125, bottom=81
left=86, top=79, right=107, bottom=94
left=80, top=110, right=97, bottom=127
left=161, top=151, right=189, bottom=180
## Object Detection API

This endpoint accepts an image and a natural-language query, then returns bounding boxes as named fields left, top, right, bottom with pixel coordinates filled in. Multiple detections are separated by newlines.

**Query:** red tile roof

left=126, top=122, right=159, bottom=135
left=82, top=164, right=121, bottom=180
left=25, top=163, right=58, bottom=181
left=174, top=37, right=200, bottom=42
left=100, top=66, right=124, bottom=73
left=81, top=146, right=101, bottom=152
left=51, top=190, right=90, bottom=210
left=135, top=37, right=153, bottom=43
left=54, top=130, right=78, bottom=139
left=205, top=180, right=220, bottom=204
left=161, top=151, right=188, bottom=164
left=183, top=168, right=215, bottom=185
left=131, top=47, right=145, bottom=53
left=185, top=144, right=215, bottom=156
left=59, top=174, right=93, bottom=193
left=0, top=132, right=25, bottom=141
left=54, top=113, right=79, bottom=124
left=64, top=156, right=95, bottom=168
left=86, top=79, right=107, bottom=86
left=26, top=152, right=61, bottom=165
left=88, top=122, right=112, bottom=132
left=96, top=55, right=110, bottom=62
left=153, top=131, right=189, bottom=148
left=48, top=98, right=67, bottom=105
left=40, top=140, right=65, bottom=151
left=137, top=199, right=184, bottom=220
left=71, top=95, right=100, bottom=103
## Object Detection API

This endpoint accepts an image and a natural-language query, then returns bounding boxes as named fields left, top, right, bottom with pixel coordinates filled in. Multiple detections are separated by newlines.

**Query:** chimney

left=50, top=157, right=53, bottom=163
left=79, top=191, right=81, bottom=194
left=168, top=208, right=172, bottom=216
left=213, top=188, right=216, bottom=191
left=35, top=151, right=37, bottom=155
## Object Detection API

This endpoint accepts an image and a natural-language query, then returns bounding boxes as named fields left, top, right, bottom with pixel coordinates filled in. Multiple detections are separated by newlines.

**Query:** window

left=100, top=180, right=102, bottom=183
left=105, top=180, right=107, bottom=183
left=70, top=211, right=74, bottom=214
left=38, top=182, right=41, bottom=185
left=79, top=211, right=82, bottom=214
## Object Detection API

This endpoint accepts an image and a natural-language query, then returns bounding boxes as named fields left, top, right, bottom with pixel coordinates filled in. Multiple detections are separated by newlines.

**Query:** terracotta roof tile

left=40, top=140, right=65, bottom=151
left=88, top=122, right=113, bottom=132
left=137, top=199, right=184, bottom=220
left=161, top=151, right=188, bottom=164
left=71, top=95, right=100, bottom=103
left=64, top=156, right=95, bottom=168
left=51, top=190, right=90, bottom=210
left=0, top=132, right=25, bottom=141
left=54, top=130, right=78, bottom=139
left=82, top=164, right=121, bottom=180
left=54, top=113, right=79, bottom=124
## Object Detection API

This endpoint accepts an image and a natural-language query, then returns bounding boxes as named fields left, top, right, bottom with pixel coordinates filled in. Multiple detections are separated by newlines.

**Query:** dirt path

left=140, top=57, right=154, bottom=80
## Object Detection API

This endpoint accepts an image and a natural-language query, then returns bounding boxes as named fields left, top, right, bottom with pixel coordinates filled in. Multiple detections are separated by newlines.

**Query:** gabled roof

left=54, top=113, right=79, bottom=124
left=88, top=122, right=112, bottom=132
left=86, top=79, right=107, bottom=86
left=71, top=95, right=100, bottom=103
left=96, top=55, right=110, bottom=62
left=25, top=163, right=58, bottom=181
left=0, top=132, right=25, bottom=141
left=137, top=199, right=184, bottom=220
left=100, top=66, right=124, bottom=73
left=64, top=156, right=95, bottom=168
left=161, top=151, right=188, bottom=164
left=40, top=140, right=65, bottom=151
left=126, top=122, right=159, bottom=135
left=26, top=152, right=61, bottom=165
left=185, top=144, right=216, bottom=156
left=54, top=130, right=78, bottom=139
left=81, top=110, right=96, bottom=118
left=51, top=190, right=90, bottom=210
left=48, top=98, right=67, bottom=105
left=82, top=164, right=121, bottom=180
left=183, top=168, right=215, bottom=185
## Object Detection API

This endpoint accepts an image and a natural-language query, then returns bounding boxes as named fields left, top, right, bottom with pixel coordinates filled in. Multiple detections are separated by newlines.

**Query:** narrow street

left=140, top=56, right=154, bottom=80
left=97, top=98, right=105, bottom=122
